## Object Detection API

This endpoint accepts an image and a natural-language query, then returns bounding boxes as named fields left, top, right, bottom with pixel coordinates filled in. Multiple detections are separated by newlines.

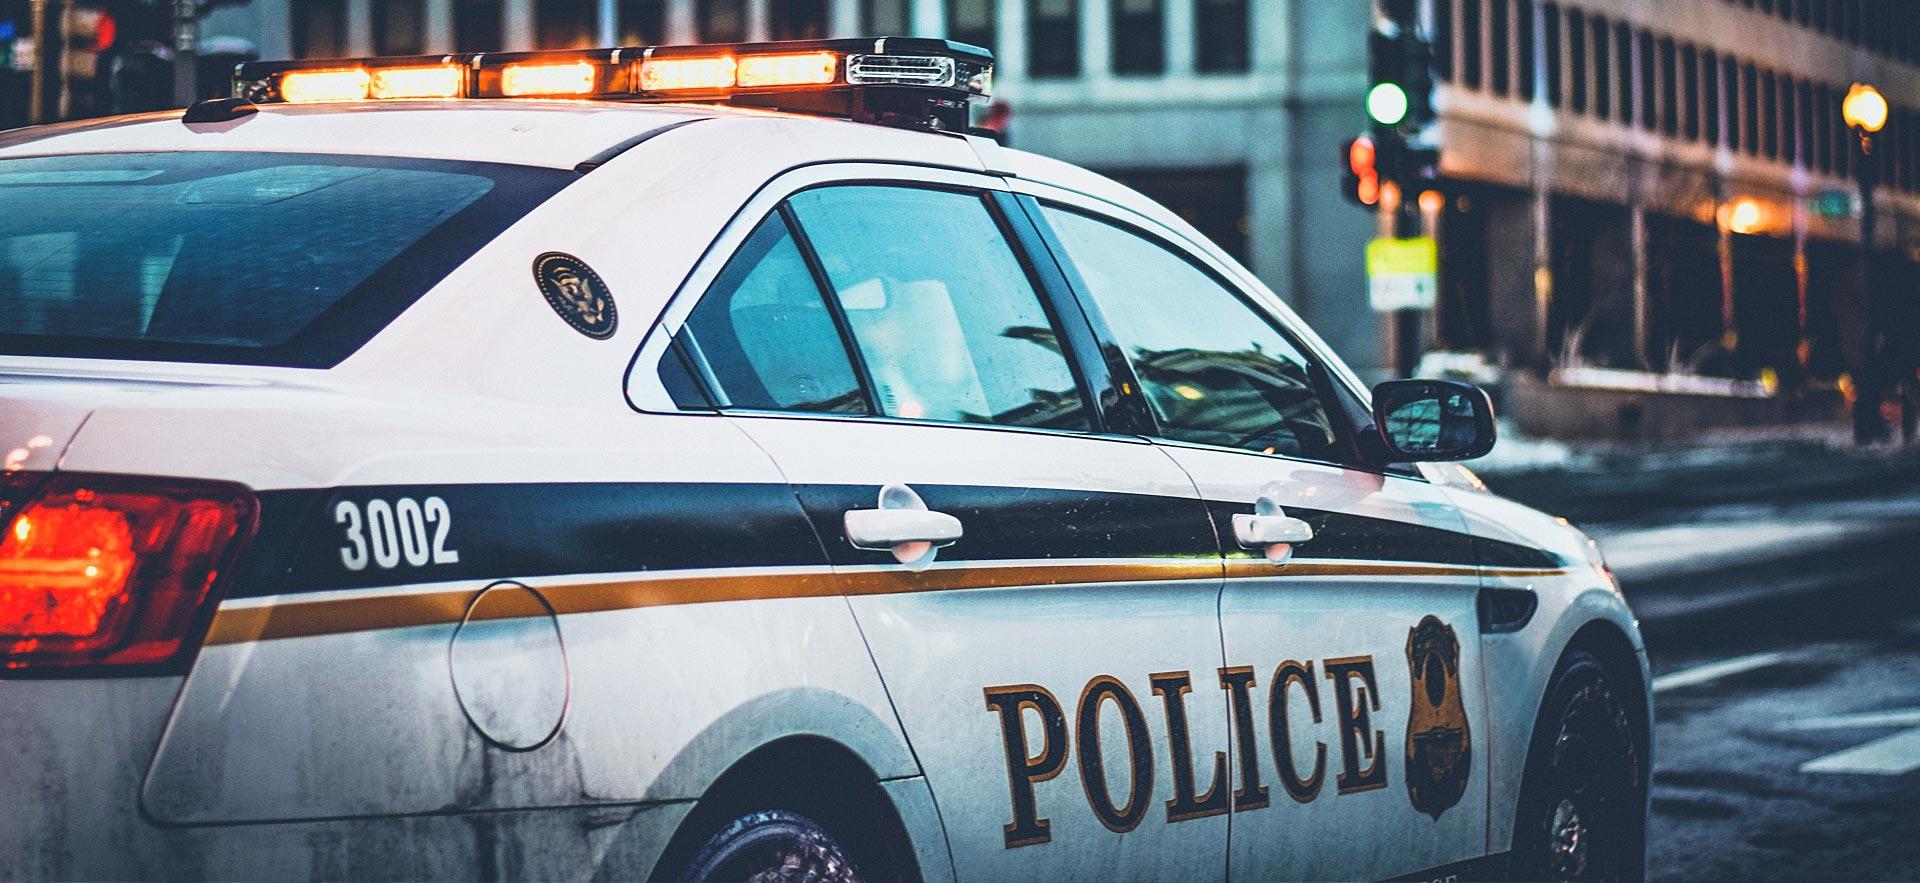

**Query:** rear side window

left=1039, top=206, right=1340, bottom=461
left=788, top=186, right=1086, bottom=430
left=666, top=185, right=1090, bottom=432
left=679, top=214, right=868, bottom=414
left=0, top=152, right=573, bottom=367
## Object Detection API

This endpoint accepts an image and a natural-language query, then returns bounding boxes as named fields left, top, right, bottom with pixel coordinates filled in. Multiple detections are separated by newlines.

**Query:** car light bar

left=233, top=37, right=993, bottom=132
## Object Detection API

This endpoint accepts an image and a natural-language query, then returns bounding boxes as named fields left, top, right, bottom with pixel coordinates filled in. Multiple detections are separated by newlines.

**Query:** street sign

left=1367, top=235, right=1438, bottom=312
left=1810, top=189, right=1855, bottom=220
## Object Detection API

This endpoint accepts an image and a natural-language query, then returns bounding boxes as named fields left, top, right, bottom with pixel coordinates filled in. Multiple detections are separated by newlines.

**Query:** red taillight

left=0, top=474, right=256, bottom=671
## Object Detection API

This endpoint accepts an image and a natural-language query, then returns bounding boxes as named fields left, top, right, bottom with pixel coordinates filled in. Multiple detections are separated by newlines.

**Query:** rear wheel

left=677, top=810, right=864, bottom=883
left=1509, top=650, right=1646, bottom=882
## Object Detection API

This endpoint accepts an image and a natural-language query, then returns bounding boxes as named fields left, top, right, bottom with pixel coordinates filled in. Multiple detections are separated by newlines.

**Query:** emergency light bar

left=232, top=37, right=993, bottom=132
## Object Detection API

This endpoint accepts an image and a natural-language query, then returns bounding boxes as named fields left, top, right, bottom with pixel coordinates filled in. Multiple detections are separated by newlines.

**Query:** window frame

left=1015, top=193, right=1396, bottom=476
left=626, top=164, right=1131, bottom=443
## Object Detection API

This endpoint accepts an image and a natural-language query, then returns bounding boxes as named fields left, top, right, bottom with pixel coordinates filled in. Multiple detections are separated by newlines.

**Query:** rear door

left=631, top=169, right=1233, bottom=880
left=1022, top=196, right=1493, bottom=881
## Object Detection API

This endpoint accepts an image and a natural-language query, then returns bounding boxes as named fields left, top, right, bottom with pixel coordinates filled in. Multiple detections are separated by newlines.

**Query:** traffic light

left=1342, top=134, right=1382, bottom=207
left=1363, top=0, right=1440, bottom=197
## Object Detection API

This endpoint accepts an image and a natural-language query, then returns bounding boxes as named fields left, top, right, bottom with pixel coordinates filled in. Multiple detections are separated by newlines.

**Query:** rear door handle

left=1233, top=483, right=1314, bottom=564
left=845, top=483, right=962, bottom=571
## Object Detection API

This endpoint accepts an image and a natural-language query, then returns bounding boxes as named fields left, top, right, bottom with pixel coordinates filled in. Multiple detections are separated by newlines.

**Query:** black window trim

left=654, top=178, right=1126, bottom=440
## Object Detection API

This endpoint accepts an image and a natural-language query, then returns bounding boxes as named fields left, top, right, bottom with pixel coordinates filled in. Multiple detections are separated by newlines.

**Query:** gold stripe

left=205, top=559, right=1572, bottom=646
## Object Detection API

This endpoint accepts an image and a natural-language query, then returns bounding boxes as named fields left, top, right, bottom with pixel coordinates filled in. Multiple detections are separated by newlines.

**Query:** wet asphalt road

left=1490, top=445, right=1920, bottom=882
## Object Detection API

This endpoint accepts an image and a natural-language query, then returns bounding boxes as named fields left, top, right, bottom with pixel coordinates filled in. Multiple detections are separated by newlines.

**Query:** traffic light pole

left=1853, top=126, right=1888, bottom=444
left=172, top=0, right=199, bottom=107
left=27, top=0, right=48, bottom=122
left=1392, top=193, right=1422, bottom=378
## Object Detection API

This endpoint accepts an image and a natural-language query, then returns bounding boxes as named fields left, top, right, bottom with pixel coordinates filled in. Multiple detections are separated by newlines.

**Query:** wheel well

left=649, top=735, right=921, bottom=883
left=1562, top=619, right=1652, bottom=784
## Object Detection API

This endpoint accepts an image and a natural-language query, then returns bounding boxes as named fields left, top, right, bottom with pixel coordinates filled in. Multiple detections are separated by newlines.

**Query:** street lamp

left=1843, top=83, right=1890, bottom=444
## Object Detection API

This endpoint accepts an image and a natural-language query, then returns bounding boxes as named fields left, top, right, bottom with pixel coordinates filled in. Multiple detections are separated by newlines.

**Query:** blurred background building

left=2, top=0, right=1917, bottom=438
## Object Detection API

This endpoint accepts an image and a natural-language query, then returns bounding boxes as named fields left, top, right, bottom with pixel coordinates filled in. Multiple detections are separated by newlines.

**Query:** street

left=1488, top=442, right=1920, bottom=882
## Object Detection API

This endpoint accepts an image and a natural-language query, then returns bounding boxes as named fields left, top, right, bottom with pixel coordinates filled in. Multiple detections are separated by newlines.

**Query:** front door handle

left=1234, top=483, right=1315, bottom=564
left=845, top=483, right=962, bottom=571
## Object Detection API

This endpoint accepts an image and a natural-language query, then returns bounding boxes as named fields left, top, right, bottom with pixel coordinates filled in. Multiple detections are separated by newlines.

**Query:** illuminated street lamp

left=1843, top=83, right=1892, bottom=444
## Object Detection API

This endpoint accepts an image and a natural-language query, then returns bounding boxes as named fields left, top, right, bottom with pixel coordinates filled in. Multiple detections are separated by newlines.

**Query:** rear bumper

left=0, top=675, right=691, bottom=880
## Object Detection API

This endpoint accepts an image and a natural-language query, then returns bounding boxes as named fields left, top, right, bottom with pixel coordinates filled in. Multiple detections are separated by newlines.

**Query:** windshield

left=0, top=152, right=574, bottom=367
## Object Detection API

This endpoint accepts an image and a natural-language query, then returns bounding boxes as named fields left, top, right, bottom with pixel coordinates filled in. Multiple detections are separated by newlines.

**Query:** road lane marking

left=1651, top=651, right=1791, bottom=693
left=1783, top=707, right=1920, bottom=731
left=1800, top=727, right=1920, bottom=776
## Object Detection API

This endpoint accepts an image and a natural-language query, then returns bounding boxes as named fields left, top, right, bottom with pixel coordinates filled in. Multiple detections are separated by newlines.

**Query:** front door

left=655, top=178, right=1234, bottom=880
left=1026, top=199, right=1492, bottom=881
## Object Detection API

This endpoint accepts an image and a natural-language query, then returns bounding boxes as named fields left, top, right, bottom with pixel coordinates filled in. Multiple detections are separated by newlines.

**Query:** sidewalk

left=1473, top=423, right=1920, bottom=626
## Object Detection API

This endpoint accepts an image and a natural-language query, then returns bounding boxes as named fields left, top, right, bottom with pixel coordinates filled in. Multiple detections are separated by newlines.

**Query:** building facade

left=187, top=0, right=1920, bottom=391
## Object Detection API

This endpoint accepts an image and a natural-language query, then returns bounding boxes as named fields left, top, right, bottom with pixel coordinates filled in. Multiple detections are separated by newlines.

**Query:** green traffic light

left=1368, top=82, right=1409, bottom=126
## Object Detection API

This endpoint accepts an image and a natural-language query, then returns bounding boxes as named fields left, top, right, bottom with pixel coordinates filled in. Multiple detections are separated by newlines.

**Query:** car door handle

left=1234, top=484, right=1315, bottom=565
left=844, top=483, right=962, bottom=571
left=1233, top=513, right=1315, bottom=547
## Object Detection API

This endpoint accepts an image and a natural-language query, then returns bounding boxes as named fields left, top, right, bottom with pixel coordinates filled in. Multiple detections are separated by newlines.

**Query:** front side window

left=1039, top=206, right=1339, bottom=460
left=788, top=186, right=1087, bottom=430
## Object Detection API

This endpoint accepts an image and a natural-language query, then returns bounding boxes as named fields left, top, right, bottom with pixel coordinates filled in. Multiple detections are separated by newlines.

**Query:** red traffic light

left=1344, top=135, right=1381, bottom=207
left=1348, top=135, right=1377, bottom=177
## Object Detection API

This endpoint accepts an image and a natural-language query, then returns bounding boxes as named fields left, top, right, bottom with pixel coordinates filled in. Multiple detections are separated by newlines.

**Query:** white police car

left=0, top=38, right=1648, bottom=882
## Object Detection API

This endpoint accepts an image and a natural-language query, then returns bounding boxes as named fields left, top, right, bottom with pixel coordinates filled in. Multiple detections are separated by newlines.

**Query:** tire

left=1508, top=650, right=1646, bottom=882
left=676, top=810, right=865, bottom=883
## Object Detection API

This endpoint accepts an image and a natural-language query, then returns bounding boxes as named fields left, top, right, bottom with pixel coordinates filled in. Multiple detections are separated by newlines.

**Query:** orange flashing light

left=279, top=68, right=372, bottom=103
left=370, top=65, right=464, bottom=99
left=737, top=51, right=839, bottom=87
left=640, top=55, right=740, bottom=91
left=501, top=61, right=598, bottom=96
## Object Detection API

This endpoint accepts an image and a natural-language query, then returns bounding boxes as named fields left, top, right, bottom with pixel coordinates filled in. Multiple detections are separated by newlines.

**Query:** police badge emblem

left=1405, top=615, right=1471, bottom=820
left=533, top=252, right=618, bottom=339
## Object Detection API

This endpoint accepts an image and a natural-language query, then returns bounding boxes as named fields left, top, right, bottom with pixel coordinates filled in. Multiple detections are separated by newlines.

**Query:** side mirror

left=1370, top=379, right=1497, bottom=462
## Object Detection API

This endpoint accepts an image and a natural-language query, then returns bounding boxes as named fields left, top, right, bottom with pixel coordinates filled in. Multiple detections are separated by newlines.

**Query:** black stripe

left=239, top=482, right=827, bottom=598
left=793, top=483, right=1220, bottom=565
left=235, top=481, right=1567, bottom=599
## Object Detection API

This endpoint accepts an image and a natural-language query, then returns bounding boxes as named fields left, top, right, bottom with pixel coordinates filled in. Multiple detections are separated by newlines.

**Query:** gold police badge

left=534, top=252, right=618, bottom=339
left=1405, top=615, right=1471, bottom=819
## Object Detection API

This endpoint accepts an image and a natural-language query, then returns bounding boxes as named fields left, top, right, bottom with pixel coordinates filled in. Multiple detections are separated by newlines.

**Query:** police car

left=0, top=37, right=1648, bottom=882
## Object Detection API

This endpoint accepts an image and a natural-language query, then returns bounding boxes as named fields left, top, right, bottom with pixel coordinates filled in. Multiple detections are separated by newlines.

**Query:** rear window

left=0, top=152, right=574, bottom=367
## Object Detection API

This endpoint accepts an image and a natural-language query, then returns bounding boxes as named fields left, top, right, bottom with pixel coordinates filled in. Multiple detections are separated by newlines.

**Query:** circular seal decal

left=533, top=252, right=617, bottom=339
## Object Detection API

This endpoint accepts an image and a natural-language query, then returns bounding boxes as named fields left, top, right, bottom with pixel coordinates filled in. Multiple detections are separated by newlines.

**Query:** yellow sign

left=1366, top=236, right=1438, bottom=312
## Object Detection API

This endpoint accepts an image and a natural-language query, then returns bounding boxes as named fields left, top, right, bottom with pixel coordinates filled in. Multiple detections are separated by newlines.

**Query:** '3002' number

left=336, top=497, right=460, bottom=572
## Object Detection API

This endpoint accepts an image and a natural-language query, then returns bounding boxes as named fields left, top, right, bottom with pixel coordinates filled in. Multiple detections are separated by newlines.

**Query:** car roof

left=0, top=100, right=726, bottom=169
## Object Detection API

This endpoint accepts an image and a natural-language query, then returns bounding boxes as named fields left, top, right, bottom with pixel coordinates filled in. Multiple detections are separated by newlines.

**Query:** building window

left=1543, top=2, right=1562, bottom=108
left=1740, top=63, right=1758, bottom=155
left=454, top=0, right=503, bottom=50
left=1028, top=0, right=1081, bottom=78
left=769, top=0, right=827, bottom=39
left=1566, top=7, right=1586, bottom=113
left=1680, top=44, right=1698, bottom=140
left=539, top=0, right=596, bottom=47
left=1516, top=0, right=1534, bottom=101
left=1490, top=0, right=1510, bottom=95
left=699, top=0, right=746, bottom=42
left=1635, top=29, right=1654, bottom=130
left=1196, top=0, right=1250, bottom=73
left=1112, top=0, right=1165, bottom=75
left=1435, top=0, right=1454, bottom=82
left=619, top=0, right=666, bottom=44
left=292, top=0, right=346, bottom=57
left=1461, top=0, right=1483, bottom=89
left=1702, top=49, right=1720, bottom=146
left=1591, top=14, right=1610, bottom=118
left=1657, top=37, right=1677, bottom=137
left=863, top=0, right=909, bottom=33
left=1796, top=78, right=1814, bottom=167
left=947, top=0, right=996, bottom=52
left=1759, top=69, right=1777, bottom=159
left=374, top=0, right=425, bottom=54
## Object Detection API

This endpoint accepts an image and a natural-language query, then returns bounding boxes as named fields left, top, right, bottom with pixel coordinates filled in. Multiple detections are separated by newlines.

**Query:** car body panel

left=0, top=95, right=1646, bottom=881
